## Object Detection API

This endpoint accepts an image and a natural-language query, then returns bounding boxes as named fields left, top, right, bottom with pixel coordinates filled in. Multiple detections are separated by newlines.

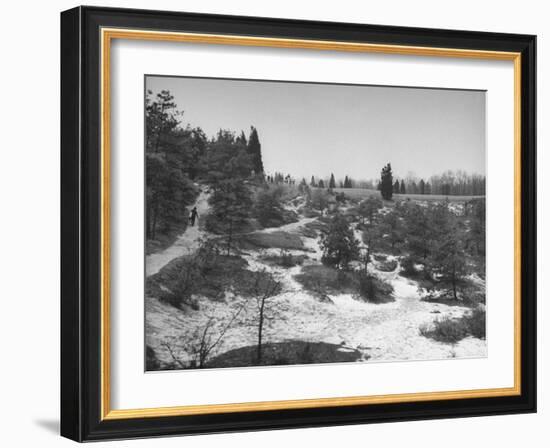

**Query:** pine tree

left=356, top=196, right=382, bottom=226
left=247, top=126, right=264, bottom=175
left=381, top=208, right=403, bottom=250
left=310, top=176, right=316, bottom=187
left=380, top=163, right=394, bottom=200
left=329, top=173, right=336, bottom=189
left=320, top=214, right=359, bottom=270
left=419, top=179, right=426, bottom=194
left=425, top=182, right=431, bottom=195
left=400, top=180, right=406, bottom=194
left=430, top=205, right=468, bottom=299
left=404, top=203, right=432, bottom=260
left=309, top=189, right=330, bottom=215
left=236, top=130, right=247, bottom=146
left=318, top=179, right=325, bottom=189
left=393, top=179, right=400, bottom=194
left=207, top=179, right=253, bottom=254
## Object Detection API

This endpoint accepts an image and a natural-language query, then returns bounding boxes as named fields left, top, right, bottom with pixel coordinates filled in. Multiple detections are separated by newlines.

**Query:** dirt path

left=146, top=190, right=210, bottom=276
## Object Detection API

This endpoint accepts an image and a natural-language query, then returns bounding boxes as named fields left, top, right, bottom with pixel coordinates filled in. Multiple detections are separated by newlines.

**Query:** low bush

left=419, top=317, right=469, bottom=343
left=464, top=307, right=486, bottom=339
left=356, top=272, right=395, bottom=303
left=376, top=258, right=398, bottom=272
left=420, top=307, right=486, bottom=343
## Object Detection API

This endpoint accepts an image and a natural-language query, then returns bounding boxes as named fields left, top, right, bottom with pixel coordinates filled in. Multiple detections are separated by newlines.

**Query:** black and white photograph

left=144, top=76, right=487, bottom=371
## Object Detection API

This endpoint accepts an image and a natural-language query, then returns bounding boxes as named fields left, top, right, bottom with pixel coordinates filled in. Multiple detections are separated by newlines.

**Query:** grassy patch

left=420, top=308, right=486, bottom=343
left=208, top=340, right=364, bottom=368
left=234, top=231, right=305, bottom=251
left=260, top=251, right=308, bottom=268
left=294, top=265, right=394, bottom=304
left=294, top=265, right=357, bottom=296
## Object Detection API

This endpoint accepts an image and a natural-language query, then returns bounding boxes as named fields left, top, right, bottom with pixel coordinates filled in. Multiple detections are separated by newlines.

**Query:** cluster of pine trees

left=146, top=90, right=264, bottom=243
left=318, top=194, right=485, bottom=300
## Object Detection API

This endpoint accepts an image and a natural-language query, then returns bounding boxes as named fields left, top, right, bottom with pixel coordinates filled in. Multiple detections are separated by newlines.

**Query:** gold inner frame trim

left=100, top=27, right=522, bottom=421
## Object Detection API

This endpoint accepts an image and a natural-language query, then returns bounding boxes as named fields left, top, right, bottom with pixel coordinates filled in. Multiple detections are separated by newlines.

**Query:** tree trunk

left=257, top=298, right=265, bottom=365
left=226, top=219, right=234, bottom=256
left=451, top=265, right=457, bottom=300
left=151, top=203, right=159, bottom=240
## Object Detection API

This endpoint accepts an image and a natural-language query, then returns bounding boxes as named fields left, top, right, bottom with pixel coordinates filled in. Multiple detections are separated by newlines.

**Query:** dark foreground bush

left=208, top=340, right=364, bottom=368
left=420, top=308, right=486, bottom=343
left=146, top=345, right=161, bottom=370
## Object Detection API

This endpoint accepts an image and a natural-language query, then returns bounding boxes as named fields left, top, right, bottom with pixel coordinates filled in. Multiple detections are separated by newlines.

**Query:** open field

left=331, top=187, right=485, bottom=202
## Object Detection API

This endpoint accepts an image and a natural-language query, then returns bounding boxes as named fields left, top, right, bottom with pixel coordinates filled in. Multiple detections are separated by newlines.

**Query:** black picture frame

left=61, top=5, right=536, bottom=442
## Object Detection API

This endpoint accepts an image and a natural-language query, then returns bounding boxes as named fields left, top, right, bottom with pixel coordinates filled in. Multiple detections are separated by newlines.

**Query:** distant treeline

left=266, top=170, right=485, bottom=196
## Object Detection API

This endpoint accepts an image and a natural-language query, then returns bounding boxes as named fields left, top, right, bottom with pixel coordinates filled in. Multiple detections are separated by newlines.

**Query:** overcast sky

left=146, top=75, right=486, bottom=181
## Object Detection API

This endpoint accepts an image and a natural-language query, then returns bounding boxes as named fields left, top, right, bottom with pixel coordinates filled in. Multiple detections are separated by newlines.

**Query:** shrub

left=464, top=308, right=486, bottom=339
left=419, top=317, right=469, bottom=343
left=420, top=307, right=486, bottom=343
left=356, top=272, right=394, bottom=303
left=376, top=258, right=398, bottom=272
left=146, top=345, right=161, bottom=370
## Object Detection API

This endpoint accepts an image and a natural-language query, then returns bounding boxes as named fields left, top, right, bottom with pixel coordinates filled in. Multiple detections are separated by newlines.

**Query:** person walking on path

left=189, top=206, right=199, bottom=227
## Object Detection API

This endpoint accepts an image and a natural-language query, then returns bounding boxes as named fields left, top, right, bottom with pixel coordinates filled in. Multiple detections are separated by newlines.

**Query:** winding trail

left=146, top=190, right=210, bottom=276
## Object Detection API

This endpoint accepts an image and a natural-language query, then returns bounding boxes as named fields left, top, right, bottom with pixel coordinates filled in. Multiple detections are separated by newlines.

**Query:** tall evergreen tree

left=247, top=126, right=264, bottom=175
left=318, top=179, right=325, bottom=189
left=400, top=180, right=406, bottom=194
left=329, top=173, right=336, bottom=189
left=393, top=179, right=400, bottom=194
left=310, top=176, right=316, bottom=187
left=236, top=130, right=247, bottom=146
left=380, top=163, right=394, bottom=200
left=419, top=179, right=426, bottom=194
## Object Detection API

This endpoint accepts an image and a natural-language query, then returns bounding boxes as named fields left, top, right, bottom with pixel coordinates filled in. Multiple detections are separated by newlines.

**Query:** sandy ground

left=146, top=195, right=486, bottom=367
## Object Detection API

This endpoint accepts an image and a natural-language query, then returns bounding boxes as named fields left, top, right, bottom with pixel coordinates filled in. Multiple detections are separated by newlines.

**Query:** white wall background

left=0, top=0, right=546, bottom=446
